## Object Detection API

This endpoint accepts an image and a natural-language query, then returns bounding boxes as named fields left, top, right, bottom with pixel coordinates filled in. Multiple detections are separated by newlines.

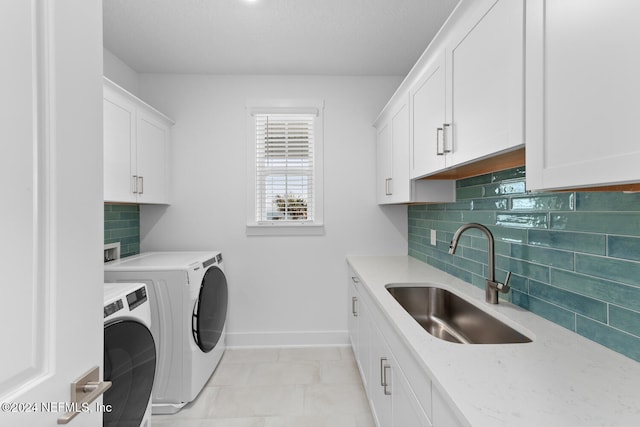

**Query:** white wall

left=137, top=74, right=408, bottom=346
left=103, top=48, right=140, bottom=96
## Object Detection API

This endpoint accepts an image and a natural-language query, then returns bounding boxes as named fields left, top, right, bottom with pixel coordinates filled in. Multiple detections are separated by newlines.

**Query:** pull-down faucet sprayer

left=449, top=223, right=511, bottom=304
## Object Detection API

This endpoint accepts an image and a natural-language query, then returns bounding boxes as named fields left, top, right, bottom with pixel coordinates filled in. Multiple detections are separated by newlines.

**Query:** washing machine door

left=104, top=320, right=156, bottom=427
left=192, top=266, right=228, bottom=353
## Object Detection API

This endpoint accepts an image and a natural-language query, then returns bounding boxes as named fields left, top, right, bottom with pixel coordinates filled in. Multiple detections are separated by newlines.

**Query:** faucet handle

left=497, top=271, right=512, bottom=293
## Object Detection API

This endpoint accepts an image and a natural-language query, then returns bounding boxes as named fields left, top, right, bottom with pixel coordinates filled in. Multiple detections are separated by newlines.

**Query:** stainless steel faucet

left=448, top=223, right=511, bottom=304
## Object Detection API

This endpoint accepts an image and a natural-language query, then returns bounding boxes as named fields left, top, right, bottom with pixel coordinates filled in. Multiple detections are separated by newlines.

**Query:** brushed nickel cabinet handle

left=383, top=363, right=392, bottom=395
left=443, top=123, right=451, bottom=153
left=436, top=127, right=444, bottom=155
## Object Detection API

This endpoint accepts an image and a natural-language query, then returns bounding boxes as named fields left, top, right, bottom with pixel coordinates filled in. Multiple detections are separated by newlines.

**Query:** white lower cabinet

left=349, top=271, right=458, bottom=427
left=432, top=388, right=465, bottom=427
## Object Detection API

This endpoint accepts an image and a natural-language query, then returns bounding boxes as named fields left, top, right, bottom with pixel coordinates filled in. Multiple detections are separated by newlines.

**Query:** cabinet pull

left=443, top=123, right=452, bottom=153
left=352, top=296, right=358, bottom=317
left=383, top=364, right=392, bottom=395
left=380, top=357, right=388, bottom=386
left=351, top=276, right=359, bottom=284
left=436, top=127, right=444, bottom=155
left=132, top=175, right=138, bottom=194
left=385, top=178, right=393, bottom=195
left=138, top=176, right=144, bottom=194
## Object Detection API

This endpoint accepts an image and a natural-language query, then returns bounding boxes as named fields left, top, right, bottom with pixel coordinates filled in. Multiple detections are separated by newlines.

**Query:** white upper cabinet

left=445, top=0, right=525, bottom=168
left=410, top=52, right=447, bottom=179
left=376, top=95, right=455, bottom=205
left=103, top=78, right=173, bottom=204
left=376, top=96, right=412, bottom=204
left=526, top=0, right=640, bottom=190
left=410, top=0, right=525, bottom=178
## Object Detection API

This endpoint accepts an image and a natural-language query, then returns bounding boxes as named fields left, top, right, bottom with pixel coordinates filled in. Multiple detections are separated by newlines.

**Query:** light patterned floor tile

left=152, top=346, right=373, bottom=425
left=247, top=361, right=321, bottom=385
left=303, top=383, right=371, bottom=416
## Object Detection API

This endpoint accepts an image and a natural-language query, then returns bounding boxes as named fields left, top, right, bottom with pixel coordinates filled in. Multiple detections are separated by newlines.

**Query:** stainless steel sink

left=386, top=285, right=532, bottom=344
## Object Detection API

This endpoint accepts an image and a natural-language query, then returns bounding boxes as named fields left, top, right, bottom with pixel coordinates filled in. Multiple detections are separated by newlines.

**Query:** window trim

left=246, top=99, right=324, bottom=236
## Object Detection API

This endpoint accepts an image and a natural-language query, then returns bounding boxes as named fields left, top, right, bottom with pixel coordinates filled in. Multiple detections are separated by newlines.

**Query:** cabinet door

left=103, top=93, right=136, bottom=203
left=390, top=98, right=411, bottom=203
left=392, top=365, right=432, bottom=427
left=432, top=388, right=464, bottom=427
left=526, top=0, right=640, bottom=190
left=411, top=52, right=447, bottom=178
left=376, top=121, right=392, bottom=204
left=369, top=322, right=392, bottom=427
left=446, top=0, right=524, bottom=167
left=136, top=109, right=169, bottom=204
left=348, top=275, right=359, bottom=359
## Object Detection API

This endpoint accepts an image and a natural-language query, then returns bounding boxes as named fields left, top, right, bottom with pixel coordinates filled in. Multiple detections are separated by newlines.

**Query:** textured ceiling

left=103, top=0, right=459, bottom=75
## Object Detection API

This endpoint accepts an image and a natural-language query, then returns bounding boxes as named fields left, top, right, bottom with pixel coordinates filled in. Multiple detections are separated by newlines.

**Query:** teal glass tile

left=461, top=211, right=496, bottom=224
left=511, top=193, right=574, bottom=211
left=577, top=316, right=640, bottom=363
left=496, top=256, right=550, bottom=283
left=444, top=201, right=473, bottom=211
left=104, top=203, right=140, bottom=257
left=550, top=212, right=640, bottom=236
left=461, top=246, right=489, bottom=266
left=444, top=263, right=473, bottom=284
left=510, top=244, right=574, bottom=269
left=528, top=230, right=605, bottom=255
left=512, top=292, right=576, bottom=331
left=408, top=248, right=427, bottom=263
left=407, top=165, right=640, bottom=363
left=550, top=269, right=640, bottom=312
left=529, top=281, right=607, bottom=322
left=497, top=179, right=527, bottom=195
left=471, top=198, right=508, bottom=210
left=452, top=255, right=484, bottom=276
left=457, top=173, right=492, bottom=189
left=576, top=192, right=640, bottom=212
left=492, top=166, right=526, bottom=183
left=496, top=213, right=548, bottom=229
left=492, top=227, right=527, bottom=244
left=503, top=272, right=527, bottom=293
left=609, top=306, right=640, bottom=338
left=575, top=254, right=640, bottom=287
left=456, top=185, right=484, bottom=200
left=608, top=236, right=640, bottom=262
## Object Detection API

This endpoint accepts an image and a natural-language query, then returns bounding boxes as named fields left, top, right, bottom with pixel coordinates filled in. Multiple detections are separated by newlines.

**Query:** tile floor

left=151, top=346, right=376, bottom=427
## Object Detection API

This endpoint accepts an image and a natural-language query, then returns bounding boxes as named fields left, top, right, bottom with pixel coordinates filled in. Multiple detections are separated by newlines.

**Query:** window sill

left=246, top=223, right=325, bottom=236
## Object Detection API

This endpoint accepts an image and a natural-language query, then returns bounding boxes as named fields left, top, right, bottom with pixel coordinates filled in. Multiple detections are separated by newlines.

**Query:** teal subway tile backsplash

left=104, top=204, right=140, bottom=258
left=408, top=166, right=640, bottom=363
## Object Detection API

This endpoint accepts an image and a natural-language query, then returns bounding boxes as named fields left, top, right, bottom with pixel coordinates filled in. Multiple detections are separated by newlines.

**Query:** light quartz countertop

left=346, top=256, right=640, bottom=427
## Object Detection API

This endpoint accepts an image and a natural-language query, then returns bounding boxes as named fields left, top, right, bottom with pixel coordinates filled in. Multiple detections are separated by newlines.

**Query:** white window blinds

left=255, top=114, right=315, bottom=222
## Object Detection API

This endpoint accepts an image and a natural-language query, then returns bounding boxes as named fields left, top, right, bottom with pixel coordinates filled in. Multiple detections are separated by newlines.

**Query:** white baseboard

left=225, top=330, right=349, bottom=348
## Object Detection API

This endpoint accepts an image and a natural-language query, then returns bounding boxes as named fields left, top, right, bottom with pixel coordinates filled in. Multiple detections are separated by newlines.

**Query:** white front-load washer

left=103, top=283, right=156, bottom=427
left=104, top=251, right=228, bottom=414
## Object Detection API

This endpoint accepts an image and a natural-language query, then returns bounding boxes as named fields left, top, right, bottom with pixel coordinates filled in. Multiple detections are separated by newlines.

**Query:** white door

left=1, top=1, right=104, bottom=426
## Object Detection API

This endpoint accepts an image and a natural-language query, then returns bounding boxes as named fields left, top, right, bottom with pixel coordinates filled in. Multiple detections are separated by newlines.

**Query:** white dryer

left=104, top=251, right=228, bottom=414
left=103, top=283, right=156, bottom=427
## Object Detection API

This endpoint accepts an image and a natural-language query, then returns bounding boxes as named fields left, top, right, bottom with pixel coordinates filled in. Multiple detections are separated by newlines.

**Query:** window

left=246, top=100, right=324, bottom=235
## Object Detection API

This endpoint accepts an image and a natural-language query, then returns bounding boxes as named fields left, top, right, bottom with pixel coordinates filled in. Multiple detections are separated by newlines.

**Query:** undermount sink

left=386, top=285, right=532, bottom=344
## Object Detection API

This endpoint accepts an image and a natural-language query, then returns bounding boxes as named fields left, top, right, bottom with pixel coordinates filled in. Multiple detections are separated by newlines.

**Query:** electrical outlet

left=430, top=229, right=437, bottom=246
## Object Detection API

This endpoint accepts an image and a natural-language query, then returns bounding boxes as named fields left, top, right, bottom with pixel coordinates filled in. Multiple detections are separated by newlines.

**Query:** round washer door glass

left=104, top=320, right=156, bottom=427
left=192, top=266, right=228, bottom=353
